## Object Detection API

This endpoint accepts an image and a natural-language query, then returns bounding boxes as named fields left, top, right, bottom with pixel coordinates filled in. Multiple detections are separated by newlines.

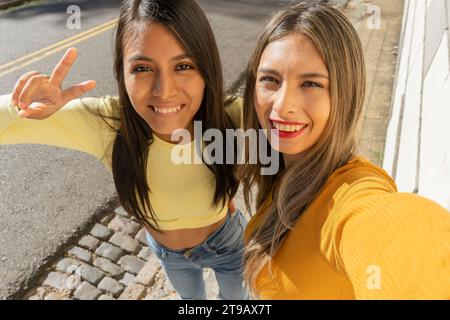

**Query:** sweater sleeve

left=0, top=94, right=120, bottom=166
left=324, top=179, right=450, bottom=299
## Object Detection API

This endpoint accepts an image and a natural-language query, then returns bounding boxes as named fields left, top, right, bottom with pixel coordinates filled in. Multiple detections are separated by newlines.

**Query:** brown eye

left=302, top=81, right=323, bottom=88
left=176, top=64, right=194, bottom=71
left=260, top=76, right=279, bottom=84
left=133, top=66, right=153, bottom=73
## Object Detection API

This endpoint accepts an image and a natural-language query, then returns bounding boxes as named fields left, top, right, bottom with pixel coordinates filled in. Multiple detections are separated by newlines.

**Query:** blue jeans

left=146, top=210, right=249, bottom=300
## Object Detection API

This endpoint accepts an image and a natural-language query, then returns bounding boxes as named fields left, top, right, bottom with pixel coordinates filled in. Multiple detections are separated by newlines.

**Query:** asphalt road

left=0, top=0, right=291, bottom=299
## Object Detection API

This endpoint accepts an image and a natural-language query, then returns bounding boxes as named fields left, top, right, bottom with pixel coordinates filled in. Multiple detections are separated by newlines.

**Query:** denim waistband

left=147, top=209, right=238, bottom=257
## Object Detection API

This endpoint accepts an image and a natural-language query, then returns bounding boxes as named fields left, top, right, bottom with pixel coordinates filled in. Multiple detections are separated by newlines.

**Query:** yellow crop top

left=0, top=94, right=242, bottom=230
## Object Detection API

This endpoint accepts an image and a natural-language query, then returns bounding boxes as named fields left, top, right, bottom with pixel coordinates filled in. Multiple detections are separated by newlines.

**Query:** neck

left=153, top=122, right=195, bottom=145
left=282, top=152, right=304, bottom=168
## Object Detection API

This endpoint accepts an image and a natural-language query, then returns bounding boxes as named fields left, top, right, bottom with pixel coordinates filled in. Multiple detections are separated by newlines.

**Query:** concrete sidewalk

left=349, top=0, right=405, bottom=166
left=20, top=0, right=405, bottom=300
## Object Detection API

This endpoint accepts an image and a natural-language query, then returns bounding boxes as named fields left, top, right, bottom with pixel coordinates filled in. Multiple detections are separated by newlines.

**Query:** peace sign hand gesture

left=10, top=48, right=96, bottom=120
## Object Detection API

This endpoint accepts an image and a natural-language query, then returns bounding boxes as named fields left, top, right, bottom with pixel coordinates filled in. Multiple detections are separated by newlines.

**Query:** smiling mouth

left=270, top=120, right=308, bottom=132
left=149, top=104, right=185, bottom=114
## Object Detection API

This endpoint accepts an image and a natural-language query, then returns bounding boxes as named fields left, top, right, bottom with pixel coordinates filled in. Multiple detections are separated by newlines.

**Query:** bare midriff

left=145, top=214, right=228, bottom=250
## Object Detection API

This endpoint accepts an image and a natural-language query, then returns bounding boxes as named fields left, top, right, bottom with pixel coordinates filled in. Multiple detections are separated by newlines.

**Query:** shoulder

left=77, top=95, right=121, bottom=117
left=326, top=157, right=397, bottom=208
left=64, top=95, right=121, bottom=131
left=332, top=157, right=396, bottom=188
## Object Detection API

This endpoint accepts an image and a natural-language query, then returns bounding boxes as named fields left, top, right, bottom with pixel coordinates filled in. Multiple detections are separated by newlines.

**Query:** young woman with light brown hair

left=239, top=1, right=450, bottom=299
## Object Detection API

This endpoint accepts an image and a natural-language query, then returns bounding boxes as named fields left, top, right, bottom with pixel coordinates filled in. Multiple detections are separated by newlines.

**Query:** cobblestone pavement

left=24, top=206, right=220, bottom=300
left=22, top=0, right=403, bottom=300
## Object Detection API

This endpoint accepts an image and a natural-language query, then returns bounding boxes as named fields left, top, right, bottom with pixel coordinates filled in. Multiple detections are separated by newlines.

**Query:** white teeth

left=153, top=105, right=182, bottom=114
left=272, top=121, right=307, bottom=132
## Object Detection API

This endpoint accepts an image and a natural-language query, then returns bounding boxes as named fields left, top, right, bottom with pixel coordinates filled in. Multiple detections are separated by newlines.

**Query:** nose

left=152, top=71, right=177, bottom=100
left=272, top=82, right=304, bottom=119
left=272, top=82, right=301, bottom=118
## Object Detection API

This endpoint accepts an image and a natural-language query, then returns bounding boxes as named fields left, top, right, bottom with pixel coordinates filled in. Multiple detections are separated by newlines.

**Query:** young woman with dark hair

left=1, top=0, right=248, bottom=300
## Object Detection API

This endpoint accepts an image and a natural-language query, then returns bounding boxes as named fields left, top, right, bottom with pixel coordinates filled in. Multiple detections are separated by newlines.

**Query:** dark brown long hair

left=105, top=0, right=238, bottom=231
left=238, top=1, right=366, bottom=296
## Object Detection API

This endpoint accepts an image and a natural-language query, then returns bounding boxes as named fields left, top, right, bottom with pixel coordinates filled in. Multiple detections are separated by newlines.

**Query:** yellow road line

left=0, top=18, right=118, bottom=78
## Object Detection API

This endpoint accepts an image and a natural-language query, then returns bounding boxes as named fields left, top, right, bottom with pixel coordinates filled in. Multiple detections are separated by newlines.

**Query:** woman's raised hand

left=10, top=48, right=96, bottom=120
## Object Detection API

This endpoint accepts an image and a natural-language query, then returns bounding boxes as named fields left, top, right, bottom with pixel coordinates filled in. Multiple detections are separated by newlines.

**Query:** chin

left=154, top=124, right=190, bottom=137
left=277, top=144, right=308, bottom=155
left=153, top=128, right=177, bottom=136
left=278, top=149, right=301, bottom=155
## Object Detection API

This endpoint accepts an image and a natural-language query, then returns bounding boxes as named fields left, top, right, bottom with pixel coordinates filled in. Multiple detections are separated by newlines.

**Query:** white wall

left=383, top=0, right=450, bottom=209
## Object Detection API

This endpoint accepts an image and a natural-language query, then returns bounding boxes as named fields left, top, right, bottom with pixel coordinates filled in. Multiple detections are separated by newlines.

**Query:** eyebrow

left=127, top=53, right=191, bottom=63
left=257, top=67, right=329, bottom=80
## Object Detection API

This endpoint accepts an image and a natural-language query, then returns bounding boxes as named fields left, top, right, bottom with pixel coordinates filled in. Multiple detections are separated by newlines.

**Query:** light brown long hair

left=238, top=1, right=366, bottom=296
left=95, top=0, right=238, bottom=231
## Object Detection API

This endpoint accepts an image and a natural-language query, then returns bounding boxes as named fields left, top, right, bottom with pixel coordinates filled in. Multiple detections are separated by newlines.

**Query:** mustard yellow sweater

left=245, top=157, right=450, bottom=299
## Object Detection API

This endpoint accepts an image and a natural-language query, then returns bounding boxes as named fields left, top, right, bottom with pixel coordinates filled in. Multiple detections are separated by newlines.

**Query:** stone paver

left=109, top=233, right=141, bottom=254
left=118, top=255, right=145, bottom=275
left=90, top=223, right=113, bottom=241
left=137, top=247, right=152, bottom=261
left=73, top=282, right=101, bottom=300
left=97, top=277, right=124, bottom=297
left=55, top=258, right=80, bottom=274
left=27, top=287, right=48, bottom=300
left=93, top=257, right=124, bottom=279
left=114, top=206, right=129, bottom=217
left=100, top=214, right=115, bottom=225
left=44, top=292, right=69, bottom=300
left=76, top=263, right=105, bottom=285
left=143, top=269, right=177, bottom=300
left=95, top=242, right=124, bottom=262
left=135, top=255, right=161, bottom=286
left=108, top=216, right=141, bottom=237
left=68, top=246, right=92, bottom=263
left=118, top=283, right=146, bottom=300
left=135, top=228, right=148, bottom=245
left=66, top=274, right=82, bottom=290
left=78, top=235, right=101, bottom=251
left=42, top=272, right=71, bottom=291
left=119, top=272, right=136, bottom=287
